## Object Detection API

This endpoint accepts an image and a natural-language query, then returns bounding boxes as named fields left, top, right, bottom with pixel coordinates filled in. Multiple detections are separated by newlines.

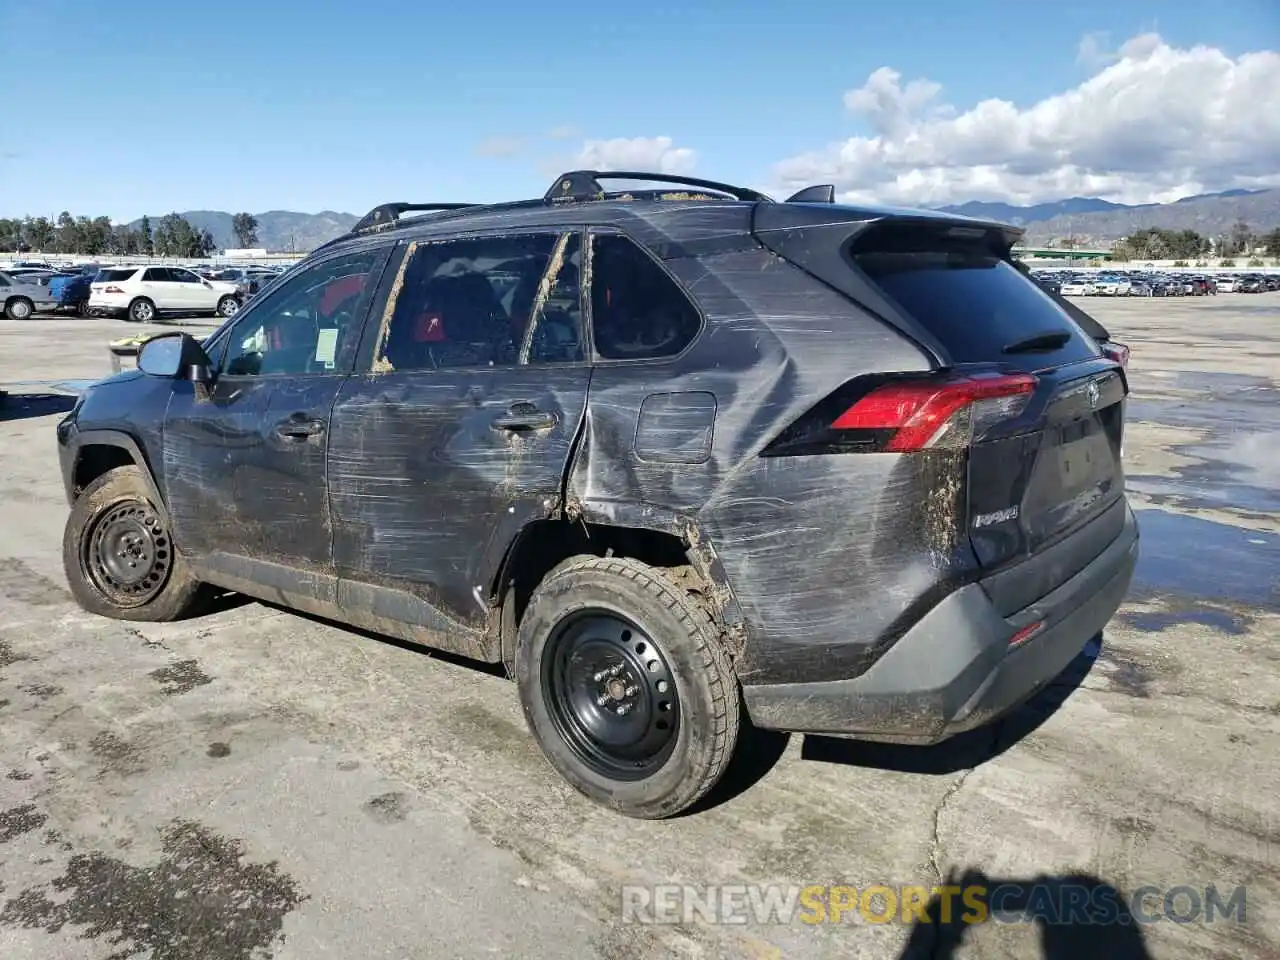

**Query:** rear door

left=848, top=227, right=1127, bottom=585
left=327, top=229, right=590, bottom=637
left=140, top=267, right=184, bottom=310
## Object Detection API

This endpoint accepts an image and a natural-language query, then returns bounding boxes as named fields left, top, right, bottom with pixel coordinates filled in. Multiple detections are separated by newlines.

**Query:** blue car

left=47, top=267, right=101, bottom=314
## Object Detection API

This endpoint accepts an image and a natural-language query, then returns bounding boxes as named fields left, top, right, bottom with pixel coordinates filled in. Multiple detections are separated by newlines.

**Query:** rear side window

left=853, top=245, right=1098, bottom=365
left=590, top=234, right=700, bottom=360
left=99, top=268, right=138, bottom=282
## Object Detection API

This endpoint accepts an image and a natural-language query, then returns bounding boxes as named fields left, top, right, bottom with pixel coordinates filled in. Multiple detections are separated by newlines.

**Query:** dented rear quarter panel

left=569, top=242, right=969, bottom=686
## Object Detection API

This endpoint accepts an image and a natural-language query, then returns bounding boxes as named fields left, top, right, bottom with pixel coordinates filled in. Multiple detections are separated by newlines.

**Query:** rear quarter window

left=852, top=250, right=1099, bottom=365
left=98, top=268, right=138, bottom=282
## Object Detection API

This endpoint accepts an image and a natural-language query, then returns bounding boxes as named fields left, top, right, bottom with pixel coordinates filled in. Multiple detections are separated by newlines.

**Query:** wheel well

left=494, top=519, right=695, bottom=638
left=74, top=444, right=136, bottom=496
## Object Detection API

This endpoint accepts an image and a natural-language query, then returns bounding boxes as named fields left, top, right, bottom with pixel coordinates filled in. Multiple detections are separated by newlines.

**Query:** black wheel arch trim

left=65, top=429, right=166, bottom=513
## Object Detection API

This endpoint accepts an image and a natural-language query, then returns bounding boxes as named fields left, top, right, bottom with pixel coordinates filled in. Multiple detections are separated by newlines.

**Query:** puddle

left=1127, top=429, right=1280, bottom=514
left=1119, top=608, right=1249, bottom=636
left=1131, top=508, right=1278, bottom=609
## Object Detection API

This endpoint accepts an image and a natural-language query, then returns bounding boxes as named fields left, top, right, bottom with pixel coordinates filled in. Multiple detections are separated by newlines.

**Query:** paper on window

left=315, top=327, right=338, bottom=367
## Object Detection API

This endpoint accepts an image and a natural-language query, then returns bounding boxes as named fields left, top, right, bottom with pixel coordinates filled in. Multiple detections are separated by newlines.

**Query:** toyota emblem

left=1087, top=380, right=1101, bottom=408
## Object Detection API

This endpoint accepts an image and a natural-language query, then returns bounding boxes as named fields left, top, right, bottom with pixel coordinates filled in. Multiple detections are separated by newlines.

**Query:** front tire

left=127, top=297, right=155, bottom=323
left=216, top=295, right=240, bottom=318
left=62, top=465, right=204, bottom=621
left=5, top=297, right=34, bottom=320
left=516, top=556, right=740, bottom=819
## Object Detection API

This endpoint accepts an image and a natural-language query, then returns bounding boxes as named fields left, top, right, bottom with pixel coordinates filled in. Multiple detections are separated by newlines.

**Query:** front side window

left=171, top=268, right=201, bottom=283
left=220, top=248, right=384, bottom=377
left=589, top=233, right=701, bottom=360
left=376, top=232, right=581, bottom=372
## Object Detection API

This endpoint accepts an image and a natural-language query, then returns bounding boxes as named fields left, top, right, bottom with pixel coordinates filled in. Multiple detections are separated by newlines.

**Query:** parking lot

left=0, top=295, right=1277, bottom=959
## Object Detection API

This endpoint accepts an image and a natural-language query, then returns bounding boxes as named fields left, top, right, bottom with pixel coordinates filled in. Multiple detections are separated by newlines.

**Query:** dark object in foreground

left=55, top=170, right=1137, bottom=818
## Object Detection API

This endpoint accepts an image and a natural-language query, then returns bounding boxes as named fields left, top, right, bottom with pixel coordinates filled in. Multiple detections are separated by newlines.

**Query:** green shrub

left=1221, top=258, right=1236, bottom=267
left=1247, top=258, right=1265, bottom=267
left=1172, top=259, right=1188, bottom=267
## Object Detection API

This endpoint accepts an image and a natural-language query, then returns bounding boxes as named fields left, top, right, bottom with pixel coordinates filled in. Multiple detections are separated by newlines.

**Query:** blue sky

left=1, top=0, right=1276, bottom=220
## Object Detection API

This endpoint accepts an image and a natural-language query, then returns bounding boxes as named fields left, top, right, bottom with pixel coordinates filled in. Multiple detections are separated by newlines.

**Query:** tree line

left=0, top=212, right=261, bottom=258
left=1112, top=222, right=1280, bottom=261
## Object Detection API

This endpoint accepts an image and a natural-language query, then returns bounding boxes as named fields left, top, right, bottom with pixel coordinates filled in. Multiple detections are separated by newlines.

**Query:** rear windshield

left=853, top=250, right=1100, bottom=365
left=98, top=268, right=137, bottom=281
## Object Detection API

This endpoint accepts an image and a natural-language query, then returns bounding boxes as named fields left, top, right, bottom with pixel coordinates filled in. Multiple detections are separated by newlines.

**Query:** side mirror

left=138, top=332, right=214, bottom=383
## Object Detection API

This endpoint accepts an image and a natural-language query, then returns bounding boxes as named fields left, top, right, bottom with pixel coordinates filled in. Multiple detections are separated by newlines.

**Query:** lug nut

left=615, top=704, right=632, bottom=716
left=596, top=694, right=611, bottom=707
left=625, top=685, right=639, bottom=697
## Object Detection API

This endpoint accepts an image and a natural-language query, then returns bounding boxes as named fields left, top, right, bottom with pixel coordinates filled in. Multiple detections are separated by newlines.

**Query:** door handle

left=492, top=408, right=556, bottom=431
left=275, top=416, right=326, bottom=440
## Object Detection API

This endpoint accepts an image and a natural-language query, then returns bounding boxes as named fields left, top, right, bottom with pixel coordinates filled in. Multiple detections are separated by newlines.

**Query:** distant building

left=223, top=248, right=268, bottom=259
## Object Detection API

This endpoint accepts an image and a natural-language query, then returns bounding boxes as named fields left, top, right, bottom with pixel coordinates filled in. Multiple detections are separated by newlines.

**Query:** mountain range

left=937, top=188, right=1280, bottom=246
left=125, top=210, right=358, bottom=253
left=132, top=187, right=1280, bottom=253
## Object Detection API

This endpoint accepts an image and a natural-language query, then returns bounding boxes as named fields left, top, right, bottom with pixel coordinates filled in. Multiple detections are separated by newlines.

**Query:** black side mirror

left=138, top=332, right=214, bottom=382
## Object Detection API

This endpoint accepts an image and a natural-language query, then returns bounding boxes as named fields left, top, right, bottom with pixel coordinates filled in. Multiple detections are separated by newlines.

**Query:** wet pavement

left=1, top=300, right=1279, bottom=959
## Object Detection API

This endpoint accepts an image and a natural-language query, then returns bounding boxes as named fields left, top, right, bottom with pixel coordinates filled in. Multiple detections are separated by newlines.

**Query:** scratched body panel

left=328, top=366, right=589, bottom=626
left=569, top=246, right=942, bottom=684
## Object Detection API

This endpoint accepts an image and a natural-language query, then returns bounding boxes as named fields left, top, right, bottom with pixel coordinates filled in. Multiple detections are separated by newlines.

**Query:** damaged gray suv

left=56, top=171, right=1139, bottom=818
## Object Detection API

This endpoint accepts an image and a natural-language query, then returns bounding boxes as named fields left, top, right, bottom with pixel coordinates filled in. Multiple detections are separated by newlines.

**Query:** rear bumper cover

left=742, top=504, right=1139, bottom=743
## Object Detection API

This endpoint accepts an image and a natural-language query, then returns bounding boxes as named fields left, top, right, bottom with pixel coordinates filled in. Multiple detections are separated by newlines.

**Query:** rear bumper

left=742, top=503, right=1139, bottom=743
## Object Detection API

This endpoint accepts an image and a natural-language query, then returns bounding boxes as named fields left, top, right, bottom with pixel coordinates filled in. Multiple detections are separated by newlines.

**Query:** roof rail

left=785, top=184, right=836, bottom=204
left=351, top=202, right=480, bottom=235
left=544, top=170, right=774, bottom=203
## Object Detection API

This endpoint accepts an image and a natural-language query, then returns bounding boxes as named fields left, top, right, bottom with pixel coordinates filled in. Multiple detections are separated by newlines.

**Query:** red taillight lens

left=1101, top=341, right=1130, bottom=368
left=832, top=373, right=1038, bottom=452
left=104, top=285, right=124, bottom=293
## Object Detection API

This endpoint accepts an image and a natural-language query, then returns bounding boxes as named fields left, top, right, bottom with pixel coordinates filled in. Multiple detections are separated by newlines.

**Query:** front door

left=169, top=266, right=217, bottom=312
left=327, top=230, right=590, bottom=645
left=161, top=245, right=392, bottom=595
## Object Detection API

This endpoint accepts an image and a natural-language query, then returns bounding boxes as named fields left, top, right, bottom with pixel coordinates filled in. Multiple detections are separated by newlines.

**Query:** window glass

left=0, top=274, right=10, bottom=287
left=379, top=233, right=575, bottom=371
left=171, top=268, right=201, bottom=283
left=221, top=249, right=382, bottom=377
left=142, top=268, right=168, bottom=282
left=525, top=233, right=583, bottom=364
left=589, top=234, right=701, bottom=359
left=98, top=268, right=137, bottom=282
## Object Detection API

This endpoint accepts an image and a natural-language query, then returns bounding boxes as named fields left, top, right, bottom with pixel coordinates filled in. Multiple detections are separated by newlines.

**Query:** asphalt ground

left=0, top=294, right=1277, bottom=959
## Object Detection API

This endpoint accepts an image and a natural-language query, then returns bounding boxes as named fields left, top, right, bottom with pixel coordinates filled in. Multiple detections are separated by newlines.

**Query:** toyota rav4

left=57, top=171, right=1139, bottom=818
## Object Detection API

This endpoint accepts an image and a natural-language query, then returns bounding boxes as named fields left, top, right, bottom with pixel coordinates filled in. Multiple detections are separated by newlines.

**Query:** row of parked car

left=1032, top=270, right=1278, bottom=297
left=0, top=259, right=289, bottom=321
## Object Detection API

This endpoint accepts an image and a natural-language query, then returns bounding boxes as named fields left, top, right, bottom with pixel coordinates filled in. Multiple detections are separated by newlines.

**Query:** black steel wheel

left=516, top=556, right=740, bottom=819
left=542, top=611, right=680, bottom=781
left=63, top=465, right=205, bottom=621
left=83, top=499, right=172, bottom=607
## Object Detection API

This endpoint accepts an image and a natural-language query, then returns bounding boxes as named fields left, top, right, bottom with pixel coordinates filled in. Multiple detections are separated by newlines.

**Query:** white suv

left=88, top=266, right=242, bottom=322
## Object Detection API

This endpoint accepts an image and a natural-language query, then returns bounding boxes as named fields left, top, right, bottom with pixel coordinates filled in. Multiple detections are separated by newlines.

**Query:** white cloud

left=572, top=136, right=697, bottom=174
left=1076, top=31, right=1117, bottom=68
left=772, top=34, right=1280, bottom=207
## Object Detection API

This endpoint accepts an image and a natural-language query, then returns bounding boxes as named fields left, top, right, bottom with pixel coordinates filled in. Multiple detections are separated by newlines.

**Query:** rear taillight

left=832, top=373, right=1037, bottom=452
left=104, top=285, right=124, bottom=293
left=1100, top=341, right=1130, bottom=368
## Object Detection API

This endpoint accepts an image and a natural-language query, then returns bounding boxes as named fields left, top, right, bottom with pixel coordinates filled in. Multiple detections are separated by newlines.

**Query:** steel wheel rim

left=542, top=610, right=680, bottom=781
left=82, top=499, right=172, bottom=606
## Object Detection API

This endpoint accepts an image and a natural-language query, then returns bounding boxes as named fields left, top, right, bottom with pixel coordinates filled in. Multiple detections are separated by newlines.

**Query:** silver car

left=0, top=270, right=58, bottom=320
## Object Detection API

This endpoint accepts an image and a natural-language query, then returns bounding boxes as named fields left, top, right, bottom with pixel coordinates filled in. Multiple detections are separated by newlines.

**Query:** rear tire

left=62, top=465, right=204, bottom=622
left=127, top=297, right=155, bottom=323
left=516, top=556, right=740, bottom=819
left=5, top=297, right=34, bottom=321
